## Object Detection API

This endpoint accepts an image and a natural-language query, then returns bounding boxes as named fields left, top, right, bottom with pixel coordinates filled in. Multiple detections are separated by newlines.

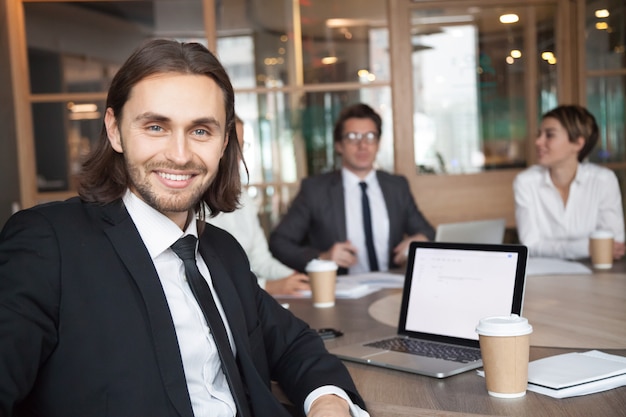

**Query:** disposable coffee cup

left=589, top=230, right=614, bottom=269
left=305, top=259, right=338, bottom=308
left=475, top=315, right=533, bottom=398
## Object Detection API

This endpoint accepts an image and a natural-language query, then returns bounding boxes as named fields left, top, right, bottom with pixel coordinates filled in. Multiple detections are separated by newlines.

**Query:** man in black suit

left=269, top=103, right=435, bottom=275
left=0, top=40, right=367, bottom=417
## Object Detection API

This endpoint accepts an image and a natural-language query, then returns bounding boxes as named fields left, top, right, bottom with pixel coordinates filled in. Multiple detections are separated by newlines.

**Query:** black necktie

left=359, top=181, right=379, bottom=271
left=170, top=235, right=251, bottom=417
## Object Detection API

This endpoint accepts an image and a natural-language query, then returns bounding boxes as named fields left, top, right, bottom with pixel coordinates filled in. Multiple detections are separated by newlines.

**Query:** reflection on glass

left=538, top=15, right=558, bottom=117
left=411, top=5, right=556, bottom=174
left=412, top=24, right=480, bottom=174
left=587, top=76, right=626, bottom=163
left=217, top=0, right=389, bottom=86
left=24, top=1, right=159, bottom=94
left=32, top=100, right=104, bottom=192
left=586, top=0, right=626, bottom=71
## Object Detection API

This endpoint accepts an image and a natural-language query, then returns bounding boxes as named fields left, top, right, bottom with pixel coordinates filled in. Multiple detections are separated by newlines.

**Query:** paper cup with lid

left=305, top=259, right=338, bottom=308
left=589, top=230, right=614, bottom=269
left=475, top=314, right=533, bottom=398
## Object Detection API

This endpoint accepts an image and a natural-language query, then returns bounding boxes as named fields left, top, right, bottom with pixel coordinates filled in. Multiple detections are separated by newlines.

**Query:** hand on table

left=392, top=233, right=429, bottom=266
left=319, top=241, right=358, bottom=269
left=265, top=272, right=310, bottom=296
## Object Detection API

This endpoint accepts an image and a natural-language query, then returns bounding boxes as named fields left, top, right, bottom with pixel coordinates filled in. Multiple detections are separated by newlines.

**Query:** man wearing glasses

left=269, top=103, right=435, bottom=275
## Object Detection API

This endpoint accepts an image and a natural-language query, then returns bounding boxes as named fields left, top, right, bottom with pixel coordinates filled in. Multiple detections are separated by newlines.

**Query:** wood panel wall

left=408, top=169, right=521, bottom=228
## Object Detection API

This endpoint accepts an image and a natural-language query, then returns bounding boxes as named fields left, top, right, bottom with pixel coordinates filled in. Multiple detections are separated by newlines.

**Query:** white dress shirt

left=123, top=190, right=236, bottom=417
left=343, top=168, right=390, bottom=274
left=123, top=190, right=369, bottom=417
left=514, top=163, right=625, bottom=259
left=207, top=191, right=294, bottom=289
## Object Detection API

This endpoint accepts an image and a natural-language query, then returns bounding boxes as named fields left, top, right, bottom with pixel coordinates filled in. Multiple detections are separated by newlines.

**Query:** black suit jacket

left=269, top=170, right=435, bottom=273
left=0, top=197, right=364, bottom=417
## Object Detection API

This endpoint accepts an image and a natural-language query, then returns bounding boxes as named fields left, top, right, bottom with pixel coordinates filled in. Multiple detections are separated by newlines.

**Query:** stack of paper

left=526, top=257, right=592, bottom=276
left=526, top=350, right=626, bottom=398
left=280, top=280, right=377, bottom=299
left=339, top=272, right=405, bottom=289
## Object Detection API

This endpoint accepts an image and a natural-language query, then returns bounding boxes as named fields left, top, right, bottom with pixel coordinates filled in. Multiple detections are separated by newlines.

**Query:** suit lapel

left=197, top=236, right=250, bottom=352
left=329, top=172, right=347, bottom=241
left=100, top=201, right=194, bottom=417
left=376, top=171, right=397, bottom=263
left=198, top=231, right=293, bottom=417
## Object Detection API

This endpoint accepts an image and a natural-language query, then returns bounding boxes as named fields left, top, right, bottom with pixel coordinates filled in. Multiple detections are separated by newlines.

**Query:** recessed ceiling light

left=500, top=14, right=519, bottom=24
left=595, top=9, right=610, bottom=18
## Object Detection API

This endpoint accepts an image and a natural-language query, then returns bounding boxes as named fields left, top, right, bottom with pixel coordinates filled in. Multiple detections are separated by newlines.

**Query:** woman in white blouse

left=513, top=105, right=625, bottom=260
left=208, top=117, right=310, bottom=295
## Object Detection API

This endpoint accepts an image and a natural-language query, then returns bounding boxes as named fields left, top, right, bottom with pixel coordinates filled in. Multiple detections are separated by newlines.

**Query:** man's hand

left=308, top=394, right=351, bottom=417
left=265, top=272, right=310, bottom=296
left=319, top=241, right=358, bottom=269
left=392, top=233, right=429, bottom=266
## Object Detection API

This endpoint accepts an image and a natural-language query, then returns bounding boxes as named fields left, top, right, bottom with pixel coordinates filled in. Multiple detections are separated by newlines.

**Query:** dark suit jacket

left=269, top=170, right=435, bottom=274
left=0, top=197, right=364, bottom=417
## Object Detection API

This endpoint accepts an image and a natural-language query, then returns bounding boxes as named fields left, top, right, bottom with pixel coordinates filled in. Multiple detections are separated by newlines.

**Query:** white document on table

left=526, top=350, right=626, bottom=398
left=280, top=280, right=378, bottom=299
left=526, top=257, right=592, bottom=276
left=279, top=272, right=403, bottom=299
left=338, top=272, right=405, bottom=289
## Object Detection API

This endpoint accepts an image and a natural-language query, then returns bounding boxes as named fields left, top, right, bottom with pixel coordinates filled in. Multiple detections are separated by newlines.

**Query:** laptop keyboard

left=365, top=337, right=482, bottom=363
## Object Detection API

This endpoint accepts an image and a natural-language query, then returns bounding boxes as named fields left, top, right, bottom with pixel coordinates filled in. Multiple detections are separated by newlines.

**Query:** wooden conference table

left=275, top=259, right=626, bottom=417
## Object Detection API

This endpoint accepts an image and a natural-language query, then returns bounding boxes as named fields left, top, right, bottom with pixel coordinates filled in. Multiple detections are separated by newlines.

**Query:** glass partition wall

left=584, top=0, right=626, bottom=211
left=409, top=4, right=558, bottom=174
left=6, top=0, right=626, bottom=232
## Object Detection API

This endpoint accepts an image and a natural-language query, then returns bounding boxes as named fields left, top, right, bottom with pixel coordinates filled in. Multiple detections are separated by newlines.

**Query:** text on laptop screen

left=406, top=247, right=519, bottom=341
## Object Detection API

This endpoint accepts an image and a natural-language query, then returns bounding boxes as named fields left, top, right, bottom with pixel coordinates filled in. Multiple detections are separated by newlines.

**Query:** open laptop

left=435, top=218, right=507, bottom=244
left=330, top=241, right=528, bottom=378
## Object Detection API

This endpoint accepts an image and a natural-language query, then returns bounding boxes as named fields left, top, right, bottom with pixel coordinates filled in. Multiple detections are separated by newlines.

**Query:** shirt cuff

left=304, top=386, right=369, bottom=417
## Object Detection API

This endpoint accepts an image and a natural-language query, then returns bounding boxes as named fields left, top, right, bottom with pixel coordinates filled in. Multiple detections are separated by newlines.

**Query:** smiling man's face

left=106, top=72, right=228, bottom=228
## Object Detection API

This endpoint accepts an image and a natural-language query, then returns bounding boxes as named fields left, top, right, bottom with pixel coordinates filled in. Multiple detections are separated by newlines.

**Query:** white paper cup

left=305, top=259, right=338, bottom=308
left=589, top=230, right=614, bottom=269
left=476, top=315, right=533, bottom=398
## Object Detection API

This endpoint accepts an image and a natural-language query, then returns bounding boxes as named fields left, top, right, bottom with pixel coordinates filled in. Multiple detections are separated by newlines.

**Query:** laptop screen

left=399, top=242, right=528, bottom=344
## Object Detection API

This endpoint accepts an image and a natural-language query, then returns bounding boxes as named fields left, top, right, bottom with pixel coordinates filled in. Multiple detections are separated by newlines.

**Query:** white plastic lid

left=305, top=259, right=338, bottom=272
left=475, top=314, right=533, bottom=337
left=590, top=230, right=613, bottom=239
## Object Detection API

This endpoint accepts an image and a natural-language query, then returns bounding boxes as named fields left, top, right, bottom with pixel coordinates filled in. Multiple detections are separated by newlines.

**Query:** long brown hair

left=77, top=39, right=241, bottom=218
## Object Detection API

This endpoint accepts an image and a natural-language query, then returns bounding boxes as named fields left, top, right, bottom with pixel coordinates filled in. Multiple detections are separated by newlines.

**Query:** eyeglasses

left=341, top=131, right=379, bottom=144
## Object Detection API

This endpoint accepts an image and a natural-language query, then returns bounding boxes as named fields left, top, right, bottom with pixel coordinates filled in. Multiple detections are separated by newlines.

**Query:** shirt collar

left=540, top=163, right=586, bottom=187
left=341, top=167, right=377, bottom=188
left=573, top=162, right=587, bottom=183
left=123, top=189, right=198, bottom=259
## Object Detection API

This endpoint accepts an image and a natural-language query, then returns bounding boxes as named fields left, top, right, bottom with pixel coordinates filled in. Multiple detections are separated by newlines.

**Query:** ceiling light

left=595, top=9, right=610, bottom=18
left=326, top=18, right=367, bottom=28
left=412, top=15, right=473, bottom=25
left=321, top=56, right=338, bottom=65
left=68, top=102, right=98, bottom=113
left=511, top=50, right=522, bottom=59
left=499, top=14, right=519, bottom=24
left=596, top=22, right=609, bottom=30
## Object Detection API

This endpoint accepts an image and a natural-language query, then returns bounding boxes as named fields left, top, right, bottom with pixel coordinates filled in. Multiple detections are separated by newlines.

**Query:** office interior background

left=1, top=0, right=625, bottom=236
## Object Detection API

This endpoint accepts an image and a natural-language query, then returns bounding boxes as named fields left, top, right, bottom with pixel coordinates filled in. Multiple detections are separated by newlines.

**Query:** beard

left=121, top=139, right=210, bottom=215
